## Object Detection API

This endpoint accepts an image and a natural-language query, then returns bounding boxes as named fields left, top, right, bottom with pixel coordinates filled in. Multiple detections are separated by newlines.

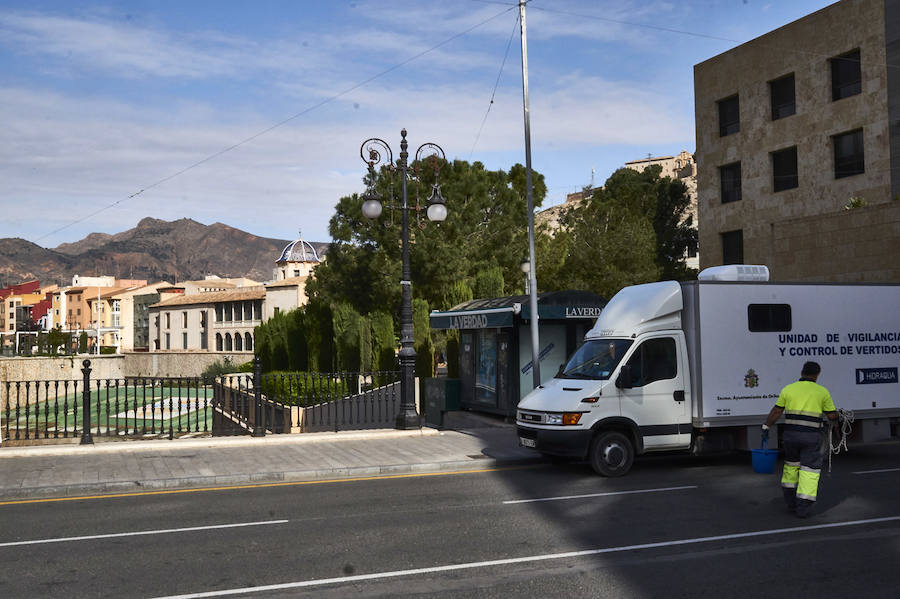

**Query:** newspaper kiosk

left=429, top=291, right=606, bottom=418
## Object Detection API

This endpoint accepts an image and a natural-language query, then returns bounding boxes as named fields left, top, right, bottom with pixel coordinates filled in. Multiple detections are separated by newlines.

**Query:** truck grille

left=518, top=411, right=542, bottom=424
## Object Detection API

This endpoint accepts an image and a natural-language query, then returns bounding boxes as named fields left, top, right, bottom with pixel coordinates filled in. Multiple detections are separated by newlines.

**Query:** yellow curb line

left=0, top=464, right=539, bottom=506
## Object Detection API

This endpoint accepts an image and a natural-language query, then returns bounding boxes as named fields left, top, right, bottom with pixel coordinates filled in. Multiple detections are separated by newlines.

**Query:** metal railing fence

left=2, top=358, right=407, bottom=445
left=2, top=360, right=211, bottom=444
left=213, top=368, right=402, bottom=434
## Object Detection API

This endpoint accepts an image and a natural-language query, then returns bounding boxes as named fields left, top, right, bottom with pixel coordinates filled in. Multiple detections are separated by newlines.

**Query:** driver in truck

left=762, top=361, right=839, bottom=518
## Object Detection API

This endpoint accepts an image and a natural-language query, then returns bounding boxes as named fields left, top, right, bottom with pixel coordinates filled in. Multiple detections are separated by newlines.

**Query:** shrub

left=201, top=357, right=240, bottom=384
left=259, top=371, right=354, bottom=406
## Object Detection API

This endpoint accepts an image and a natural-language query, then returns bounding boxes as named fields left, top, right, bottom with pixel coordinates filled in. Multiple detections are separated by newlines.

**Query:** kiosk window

left=624, top=338, right=677, bottom=387
left=748, top=304, right=792, bottom=332
left=475, top=330, right=498, bottom=406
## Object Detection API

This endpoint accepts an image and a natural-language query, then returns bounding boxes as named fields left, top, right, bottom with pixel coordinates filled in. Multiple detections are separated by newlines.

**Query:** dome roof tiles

left=277, top=237, right=321, bottom=264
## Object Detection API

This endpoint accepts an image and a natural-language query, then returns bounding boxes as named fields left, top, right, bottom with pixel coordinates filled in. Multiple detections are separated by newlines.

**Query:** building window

left=721, top=230, right=744, bottom=265
left=165, top=313, right=171, bottom=328
left=772, top=146, right=798, bottom=192
left=182, top=332, right=188, bottom=349
left=833, top=129, right=864, bottom=179
left=831, top=49, right=861, bottom=101
left=245, top=332, right=253, bottom=351
left=720, top=162, right=742, bottom=203
left=717, top=95, right=740, bottom=136
left=770, top=74, right=795, bottom=120
left=165, top=333, right=171, bottom=350
left=182, top=312, right=188, bottom=327
left=216, top=333, right=223, bottom=352
left=235, top=333, right=243, bottom=351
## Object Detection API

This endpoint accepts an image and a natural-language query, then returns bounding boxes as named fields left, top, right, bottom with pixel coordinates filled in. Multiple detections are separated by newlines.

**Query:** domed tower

left=274, top=232, right=322, bottom=281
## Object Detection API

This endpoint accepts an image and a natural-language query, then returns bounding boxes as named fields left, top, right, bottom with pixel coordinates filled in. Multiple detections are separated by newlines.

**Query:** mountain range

left=0, top=218, right=329, bottom=287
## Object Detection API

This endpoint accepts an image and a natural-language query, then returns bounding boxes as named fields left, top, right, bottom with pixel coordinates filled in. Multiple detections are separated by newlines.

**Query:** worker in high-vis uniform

left=762, top=361, right=838, bottom=518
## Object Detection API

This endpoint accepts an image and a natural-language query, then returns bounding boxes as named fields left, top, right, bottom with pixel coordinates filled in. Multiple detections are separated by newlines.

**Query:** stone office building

left=150, top=289, right=265, bottom=353
left=694, top=0, right=900, bottom=281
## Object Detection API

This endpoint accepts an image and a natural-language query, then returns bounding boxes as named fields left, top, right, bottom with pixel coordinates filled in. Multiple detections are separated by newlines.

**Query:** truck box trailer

left=515, top=266, right=900, bottom=476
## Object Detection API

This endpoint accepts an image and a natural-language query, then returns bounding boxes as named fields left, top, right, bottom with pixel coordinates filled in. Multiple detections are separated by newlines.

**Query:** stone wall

left=0, top=352, right=253, bottom=412
left=0, top=352, right=254, bottom=383
left=123, top=352, right=253, bottom=378
left=772, top=201, right=900, bottom=281
left=0, top=355, right=124, bottom=383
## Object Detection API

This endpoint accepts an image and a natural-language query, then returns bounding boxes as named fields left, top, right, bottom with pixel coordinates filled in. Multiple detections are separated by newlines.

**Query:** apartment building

left=0, top=281, right=40, bottom=332
left=694, top=0, right=900, bottom=281
left=46, top=276, right=147, bottom=353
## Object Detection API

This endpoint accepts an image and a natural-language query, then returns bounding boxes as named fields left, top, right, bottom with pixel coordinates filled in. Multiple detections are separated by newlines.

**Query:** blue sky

left=1, top=0, right=837, bottom=248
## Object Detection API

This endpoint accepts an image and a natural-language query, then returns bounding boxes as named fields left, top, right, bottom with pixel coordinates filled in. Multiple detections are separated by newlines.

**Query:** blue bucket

left=751, top=439, right=779, bottom=474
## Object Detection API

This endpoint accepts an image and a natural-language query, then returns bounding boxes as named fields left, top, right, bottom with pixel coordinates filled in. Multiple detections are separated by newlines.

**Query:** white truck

left=516, top=266, right=900, bottom=476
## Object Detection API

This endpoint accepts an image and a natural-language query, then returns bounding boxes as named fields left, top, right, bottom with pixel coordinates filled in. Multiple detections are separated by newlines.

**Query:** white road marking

left=502, top=485, right=697, bottom=504
left=0, top=520, right=288, bottom=548
left=853, top=467, right=900, bottom=475
left=148, top=515, right=900, bottom=599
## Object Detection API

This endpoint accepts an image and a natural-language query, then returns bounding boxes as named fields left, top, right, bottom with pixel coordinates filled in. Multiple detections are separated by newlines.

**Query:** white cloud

left=0, top=2, right=703, bottom=248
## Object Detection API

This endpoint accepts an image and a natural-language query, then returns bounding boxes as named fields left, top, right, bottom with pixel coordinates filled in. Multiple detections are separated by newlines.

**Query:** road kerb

left=0, top=456, right=543, bottom=502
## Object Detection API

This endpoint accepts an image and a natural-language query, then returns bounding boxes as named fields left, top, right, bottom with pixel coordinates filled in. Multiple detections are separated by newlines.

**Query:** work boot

left=795, top=498, right=814, bottom=518
left=782, top=488, right=797, bottom=513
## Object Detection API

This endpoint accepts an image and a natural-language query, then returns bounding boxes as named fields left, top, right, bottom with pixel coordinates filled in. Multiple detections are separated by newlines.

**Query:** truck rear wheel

left=589, top=431, right=634, bottom=477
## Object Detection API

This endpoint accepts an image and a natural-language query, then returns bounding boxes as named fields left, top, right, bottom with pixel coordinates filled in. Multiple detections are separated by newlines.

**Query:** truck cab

left=517, top=280, right=692, bottom=476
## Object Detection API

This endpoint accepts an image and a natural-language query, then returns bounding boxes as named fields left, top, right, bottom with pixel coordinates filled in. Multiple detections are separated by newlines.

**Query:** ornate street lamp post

left=360, top=129, right=447, bottom=430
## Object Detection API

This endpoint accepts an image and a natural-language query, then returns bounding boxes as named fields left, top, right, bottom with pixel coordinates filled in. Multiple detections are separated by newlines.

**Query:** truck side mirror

left=616, top=364, right=633, bottom=389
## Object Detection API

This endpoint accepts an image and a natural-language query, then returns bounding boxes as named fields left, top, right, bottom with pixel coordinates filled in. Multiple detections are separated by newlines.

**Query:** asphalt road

left=2, top=442, right=899, bottom=598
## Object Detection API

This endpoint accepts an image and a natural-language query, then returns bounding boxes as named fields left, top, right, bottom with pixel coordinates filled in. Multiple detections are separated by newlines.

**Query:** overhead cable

left=35, top=4, right=517, bottom=244
left=469, top=11, right=521, bottom=159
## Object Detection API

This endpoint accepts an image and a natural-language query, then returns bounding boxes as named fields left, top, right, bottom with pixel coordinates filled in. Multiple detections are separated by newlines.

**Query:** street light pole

left=360, top=129, right=447, bottom=430
left=395, top=132, right=418, bottom=430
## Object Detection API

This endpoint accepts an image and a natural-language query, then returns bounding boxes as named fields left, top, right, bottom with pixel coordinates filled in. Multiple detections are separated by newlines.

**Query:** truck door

left=619, top=335, right=691, bottom=450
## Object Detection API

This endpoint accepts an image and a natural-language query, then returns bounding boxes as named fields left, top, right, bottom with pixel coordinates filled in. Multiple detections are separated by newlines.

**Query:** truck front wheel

left=589, top=431, right=634, bottom=477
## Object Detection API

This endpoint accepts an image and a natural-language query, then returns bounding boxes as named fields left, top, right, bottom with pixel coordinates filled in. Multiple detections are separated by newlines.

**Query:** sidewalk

left=0, top=411, right=541, bottom=501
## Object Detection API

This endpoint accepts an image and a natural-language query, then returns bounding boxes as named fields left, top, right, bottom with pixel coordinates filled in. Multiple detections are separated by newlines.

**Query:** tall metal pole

left=396, top=129, right=419, bottom=429
left=520, top=0, right=541, bottom=389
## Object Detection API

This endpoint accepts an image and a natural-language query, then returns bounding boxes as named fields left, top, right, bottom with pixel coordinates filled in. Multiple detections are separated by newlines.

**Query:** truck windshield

left=558, top=339, right=633, bottom=380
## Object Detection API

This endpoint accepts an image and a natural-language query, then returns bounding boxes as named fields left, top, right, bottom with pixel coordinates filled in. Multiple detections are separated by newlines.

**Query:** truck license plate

left=519, top=437, right=536, bottom=448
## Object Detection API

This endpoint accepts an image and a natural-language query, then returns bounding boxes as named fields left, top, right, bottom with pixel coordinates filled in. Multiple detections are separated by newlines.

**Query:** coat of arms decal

left=744, top=369, right=759, bottom=388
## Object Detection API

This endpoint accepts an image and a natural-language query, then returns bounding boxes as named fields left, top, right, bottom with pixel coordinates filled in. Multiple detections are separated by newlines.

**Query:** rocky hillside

left=0, top=217, right=328, bottom=287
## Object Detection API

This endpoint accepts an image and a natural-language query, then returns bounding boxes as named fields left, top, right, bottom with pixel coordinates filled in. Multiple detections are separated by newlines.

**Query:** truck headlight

left=546, top=413, right=582, bottom=425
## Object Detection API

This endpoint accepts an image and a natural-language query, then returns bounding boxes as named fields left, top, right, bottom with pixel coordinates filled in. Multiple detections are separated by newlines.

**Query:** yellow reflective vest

left=776, top=378, right=836, bottom=431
